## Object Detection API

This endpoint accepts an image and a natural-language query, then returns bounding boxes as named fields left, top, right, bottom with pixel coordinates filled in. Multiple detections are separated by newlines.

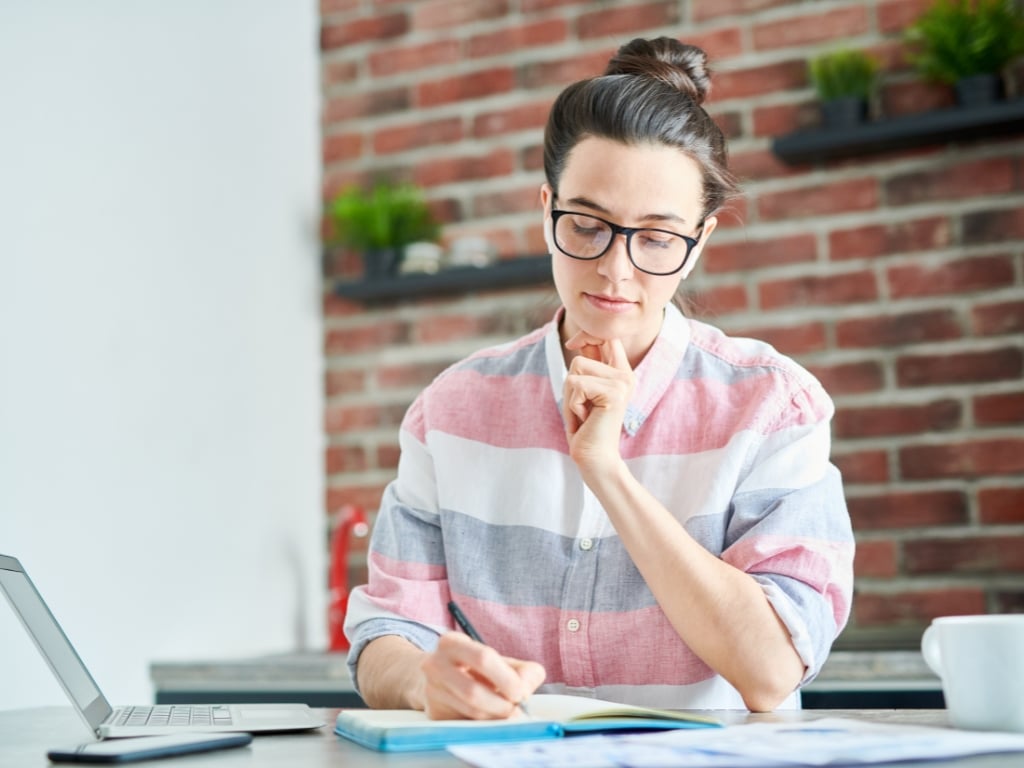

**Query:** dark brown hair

left=543, top=37, right=739, bottom=223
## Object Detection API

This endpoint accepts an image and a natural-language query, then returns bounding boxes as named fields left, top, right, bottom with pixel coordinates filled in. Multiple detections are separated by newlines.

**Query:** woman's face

left=541, top=136, right=717, bottom=367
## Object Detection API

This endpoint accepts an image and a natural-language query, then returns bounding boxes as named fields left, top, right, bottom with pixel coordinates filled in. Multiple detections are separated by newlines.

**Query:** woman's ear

left=679, top=215, right=717, bottom=280
left=540, top=183, right=556, bottom=254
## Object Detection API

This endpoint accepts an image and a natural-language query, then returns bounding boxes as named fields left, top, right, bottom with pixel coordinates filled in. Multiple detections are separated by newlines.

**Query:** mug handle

left=921, top=623, right=943, bottom=677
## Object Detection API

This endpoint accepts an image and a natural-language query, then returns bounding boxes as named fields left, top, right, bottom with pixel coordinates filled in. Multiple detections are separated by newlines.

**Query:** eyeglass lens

left=553, top=211, right=694, bottom=275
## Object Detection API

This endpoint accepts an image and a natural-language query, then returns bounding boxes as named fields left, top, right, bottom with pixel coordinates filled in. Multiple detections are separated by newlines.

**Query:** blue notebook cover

left=334, top=694, right=720, bottom=752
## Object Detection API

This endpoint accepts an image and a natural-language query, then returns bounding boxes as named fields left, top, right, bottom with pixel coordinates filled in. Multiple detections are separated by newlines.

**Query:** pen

left=446, top=600, right=532, bottom=716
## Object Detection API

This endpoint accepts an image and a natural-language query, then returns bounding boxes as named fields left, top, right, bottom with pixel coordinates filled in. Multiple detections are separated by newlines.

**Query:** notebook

left=0, top=553, right=325, bottom=738
left=334, top=693, right=721, bottom=752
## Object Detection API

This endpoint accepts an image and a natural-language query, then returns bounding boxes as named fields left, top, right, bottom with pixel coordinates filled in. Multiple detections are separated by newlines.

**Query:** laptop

left=0, top=553, right=325, bottom=737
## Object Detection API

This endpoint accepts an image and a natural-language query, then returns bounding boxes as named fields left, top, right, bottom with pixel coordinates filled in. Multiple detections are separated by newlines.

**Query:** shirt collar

left=544, top=303, right=691, bottom=438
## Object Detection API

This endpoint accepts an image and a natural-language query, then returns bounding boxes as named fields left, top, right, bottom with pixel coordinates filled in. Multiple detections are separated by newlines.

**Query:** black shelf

left=333, top=255, right=551, bottom=302
left=772, top=97, right=1024, bottom=165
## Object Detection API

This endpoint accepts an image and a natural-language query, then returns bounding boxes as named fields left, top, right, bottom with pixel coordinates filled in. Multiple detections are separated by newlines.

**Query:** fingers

left=563, top=331, right=629, bottom=370
left=420, top=633, right=545, bottom=720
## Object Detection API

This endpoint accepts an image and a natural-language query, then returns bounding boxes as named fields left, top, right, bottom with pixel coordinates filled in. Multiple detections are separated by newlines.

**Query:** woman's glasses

left=550, top=209, right=700, bottom=276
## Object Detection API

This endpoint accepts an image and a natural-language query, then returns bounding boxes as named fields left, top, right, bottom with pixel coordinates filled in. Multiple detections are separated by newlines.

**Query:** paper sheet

left=448, top=717, right=1024, bottom=768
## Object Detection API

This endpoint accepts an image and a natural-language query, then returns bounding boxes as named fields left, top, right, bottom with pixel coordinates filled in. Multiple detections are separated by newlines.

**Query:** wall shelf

left=772, top=97, right=1024, bottom=165
left=333, top=255, right=551, bottom=303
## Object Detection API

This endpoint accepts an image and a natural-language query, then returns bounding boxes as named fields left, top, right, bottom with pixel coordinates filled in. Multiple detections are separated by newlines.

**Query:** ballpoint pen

left=447, top=600, right=532, bottom=716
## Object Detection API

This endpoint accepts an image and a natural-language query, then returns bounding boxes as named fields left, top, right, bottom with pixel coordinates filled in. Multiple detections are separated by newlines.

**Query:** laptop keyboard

left=114, top=705, right=233, bottom=727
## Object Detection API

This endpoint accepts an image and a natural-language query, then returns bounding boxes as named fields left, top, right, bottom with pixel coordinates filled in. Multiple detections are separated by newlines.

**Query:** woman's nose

left=596, top=233, right=635, bottom=282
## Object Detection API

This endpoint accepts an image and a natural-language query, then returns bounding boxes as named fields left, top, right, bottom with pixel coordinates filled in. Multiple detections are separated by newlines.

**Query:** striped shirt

left=345, top=304, right=854, bottom=710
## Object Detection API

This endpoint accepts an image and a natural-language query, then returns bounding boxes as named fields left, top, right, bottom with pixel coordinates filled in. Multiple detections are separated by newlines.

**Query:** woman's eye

left=638, top=233, right=673, bottom=249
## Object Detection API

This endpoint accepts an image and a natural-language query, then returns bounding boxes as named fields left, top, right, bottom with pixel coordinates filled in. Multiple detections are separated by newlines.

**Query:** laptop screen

left=0, top=555, right=111, bottom=729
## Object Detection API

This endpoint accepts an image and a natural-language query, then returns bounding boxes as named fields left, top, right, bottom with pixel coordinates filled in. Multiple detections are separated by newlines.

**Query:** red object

left=328, top=504, right=369, bottom=652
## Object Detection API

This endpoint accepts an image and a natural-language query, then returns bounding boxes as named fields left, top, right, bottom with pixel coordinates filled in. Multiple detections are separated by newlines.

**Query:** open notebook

left=0, top=553, right=324, bottom=738
left=335, top=693, right=721, bottom=751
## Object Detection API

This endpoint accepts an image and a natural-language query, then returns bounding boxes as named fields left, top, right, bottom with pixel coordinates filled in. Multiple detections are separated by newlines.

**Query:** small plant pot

left=954, top=73, right=1004, bottom=107
left=820, top=96, right=869, bottom=129
left=363, top=247, right=400, bottom=280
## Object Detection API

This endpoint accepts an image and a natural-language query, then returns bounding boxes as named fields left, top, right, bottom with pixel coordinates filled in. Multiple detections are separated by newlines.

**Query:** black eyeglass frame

left=550, top=208, right=702, bottom=276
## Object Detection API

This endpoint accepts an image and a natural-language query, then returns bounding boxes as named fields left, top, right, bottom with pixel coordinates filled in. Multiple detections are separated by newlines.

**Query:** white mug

left=921, top=614, right=1024, bottom=733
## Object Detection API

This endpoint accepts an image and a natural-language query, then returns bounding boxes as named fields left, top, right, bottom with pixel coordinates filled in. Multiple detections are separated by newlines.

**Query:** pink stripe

left=723, top=535, right=854, bottom=629
left=448, top=594, right=715, bottom=688
left=365, top=551, right=450, bottom=627
left=424, top=369, right=567, bottom=451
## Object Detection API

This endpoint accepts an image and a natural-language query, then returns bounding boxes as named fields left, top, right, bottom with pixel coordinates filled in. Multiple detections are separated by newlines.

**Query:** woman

left=344, top=37, right=854, bottom=717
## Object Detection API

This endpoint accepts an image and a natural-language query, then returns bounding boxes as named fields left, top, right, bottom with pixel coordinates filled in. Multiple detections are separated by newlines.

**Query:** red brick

left=834, top=399, right=961, bottom=439
left=413, top=148, right=516, bottom=188
left=417, top=67, right=515, bottom=107
left=828, top=217, right=952, bottom=261
left=521, top=0, right=593, bottom=11
left=688, top=284, right=749, bottom=316
left=973, top=300, right=1024, bottom=337
left=704, top=233, right=816, bottom=274
left=889, top=253, right=1015, bottom=298
left=324, top=321, right=409, bottom=354
left=321, top=14, right=408, bottom=49
left=469, top=18, right=568, bottom=57
left=853, top=588, right=986, bottom=626
left=713, top=60, right=807, bottom=101
left=758, top=178, right=878, bottom=221
left=878, top=0, right=935, bottom=33
left=807, top=361, right=885, bottom=396
left=687, top=25, right=744, bottom=59
left=322, top=132, right=363, bottom=165
left=323, top=88, right=409, bottom=122
left=905, top=536, right=1024, bottom=574
left=325, top=369, right=366, bottom=397
left=836, top=309, right=962, bottom=349
left=578, top=2, right=679, bottom=39
left=326, top=444, right=368, bottom=474
left=373, top=118, right=463, bottom=154
left=896, top=347, right=1023, bottom=387
left=963, top=206, right=1024, bottom=244
left=327, top=484, right=390, bottom=515
left=759, top=270, right=877, bottom=310
left=377, top=361, right=451, bottom=390
left=368, top=39, right=461, bottom=77
left=415, top=314, right=501, bottom=344
left=974, top=390, right=1024, bottom=426
left=846, top=489, right=968, bottom=530
left=324, top=404, right=382, bottom=434
left=411, top=0, right=509, bottom=30
left=473, top=100, right=552, bottom=139
left=320, top=0, right=359, bottom=13
left=752, top=102, right=819, bottom=138
left=978, top=487, right=1024, bottom=524
left=887, top=158, right=1016, bottom=206
left=377, top=443, right=401, bottom=471
left=880, top=80, right=954, bottom=118
left=473, top=185, right=544, bottom=218
left=727, top=147, right=797, bottom=182
left=323, top=59, right=359, bottom=87
left=692, top=0, right=790, bottom=22
left=833, top=450, right=890, bottom=484
left=753, top=6, right=869, bottom=50
left=900, top=438, right=1024, bottom=479
left=726, top=322, right=826, bottom=356
left=519, top=50, right=612, bottom=89
left=854, top=540, right=899, bottom=578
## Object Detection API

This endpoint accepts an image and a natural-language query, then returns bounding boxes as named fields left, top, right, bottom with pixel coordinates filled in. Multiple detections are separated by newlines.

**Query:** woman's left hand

left=562, top=331, right=636, bottom=474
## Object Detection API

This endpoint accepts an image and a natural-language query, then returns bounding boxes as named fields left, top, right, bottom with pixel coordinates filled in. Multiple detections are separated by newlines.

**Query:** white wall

left=0, top=1, right=325, bottom=709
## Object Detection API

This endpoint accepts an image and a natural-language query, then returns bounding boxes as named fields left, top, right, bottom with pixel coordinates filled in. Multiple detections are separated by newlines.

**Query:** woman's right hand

left=418, top=632, right=546, bottom=720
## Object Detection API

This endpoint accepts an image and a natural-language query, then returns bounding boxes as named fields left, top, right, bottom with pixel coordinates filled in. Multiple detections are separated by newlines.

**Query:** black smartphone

left=47, top=732, right=253, bottom=763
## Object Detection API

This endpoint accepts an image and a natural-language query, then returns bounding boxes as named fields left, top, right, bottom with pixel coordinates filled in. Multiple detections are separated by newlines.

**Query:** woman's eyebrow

left=562, top=195, right=689, bottom=226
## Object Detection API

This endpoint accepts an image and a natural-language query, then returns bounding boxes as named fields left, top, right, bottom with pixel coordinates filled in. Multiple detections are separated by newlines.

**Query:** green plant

left=809, top=49, right=879, bottom=101
left=328, top=181, right=440, bottom=253
left=905, top=0, right=1024, bottom=84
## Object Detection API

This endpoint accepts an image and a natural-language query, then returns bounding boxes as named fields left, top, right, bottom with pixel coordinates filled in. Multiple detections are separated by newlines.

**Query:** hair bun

left=604, top=37, right=711, bottom=105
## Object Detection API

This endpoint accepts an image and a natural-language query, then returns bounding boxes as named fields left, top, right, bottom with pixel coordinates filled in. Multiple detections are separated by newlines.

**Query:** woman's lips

left=584, top=293, right=636, bottom=313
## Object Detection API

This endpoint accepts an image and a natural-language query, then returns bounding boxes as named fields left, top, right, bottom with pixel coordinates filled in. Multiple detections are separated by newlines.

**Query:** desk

left=150, top=650, right=941, bottom=709
left=4, top=707, right=1022, bottom=768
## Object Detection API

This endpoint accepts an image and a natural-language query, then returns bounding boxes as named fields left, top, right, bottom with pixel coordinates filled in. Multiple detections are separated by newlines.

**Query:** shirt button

left=579, top=538, right=593, bottom=551
left=566, top=618, right=581, bottom=632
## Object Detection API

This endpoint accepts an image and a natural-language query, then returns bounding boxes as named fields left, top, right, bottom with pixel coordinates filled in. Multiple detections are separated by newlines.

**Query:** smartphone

left=47, top=732, right=253, bottom=763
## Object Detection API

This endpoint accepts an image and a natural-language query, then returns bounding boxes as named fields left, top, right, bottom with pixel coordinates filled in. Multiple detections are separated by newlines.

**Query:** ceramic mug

left=921, top=614, right=1024, bottom=733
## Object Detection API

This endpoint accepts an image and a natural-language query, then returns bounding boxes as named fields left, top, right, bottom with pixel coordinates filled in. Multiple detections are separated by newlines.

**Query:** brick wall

left=320, top=0, right=1024, bottom=649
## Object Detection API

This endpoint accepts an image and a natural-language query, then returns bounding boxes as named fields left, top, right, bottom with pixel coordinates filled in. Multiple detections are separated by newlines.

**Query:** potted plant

left=808, top=49, right=880, bottom=128
left=904, top=0, right=1024, bottom=106
left=328, top=181, right=440, bottom=280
